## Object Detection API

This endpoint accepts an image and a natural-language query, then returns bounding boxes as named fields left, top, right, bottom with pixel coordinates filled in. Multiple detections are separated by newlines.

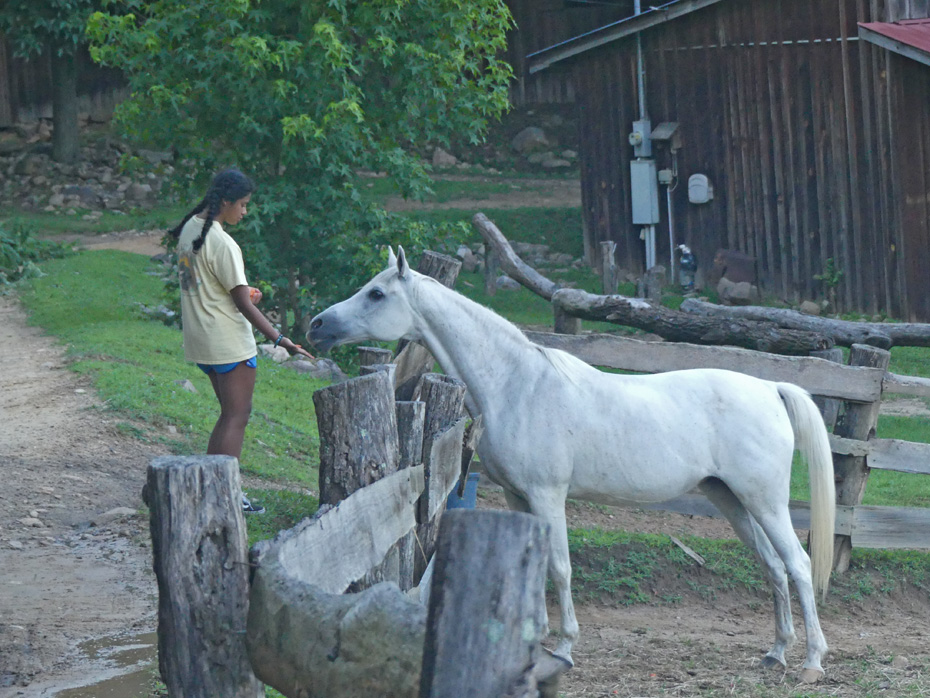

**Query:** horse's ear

left=396, top=246, right=409, bottom=278
left=387, top=246, right=397, bottom=268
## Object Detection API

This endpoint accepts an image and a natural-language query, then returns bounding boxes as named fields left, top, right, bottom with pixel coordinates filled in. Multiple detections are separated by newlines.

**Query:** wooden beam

left=251, top=465, right=424, bottom=594
left=524, top=330, right=884, bottom=402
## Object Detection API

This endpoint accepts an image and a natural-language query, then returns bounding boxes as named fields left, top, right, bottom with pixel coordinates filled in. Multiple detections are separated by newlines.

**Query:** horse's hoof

left=798, top=667, right=824, bottom=684
left=760, top=655, right=787, bottom=671
left=553, top=643, right=575, bottom=667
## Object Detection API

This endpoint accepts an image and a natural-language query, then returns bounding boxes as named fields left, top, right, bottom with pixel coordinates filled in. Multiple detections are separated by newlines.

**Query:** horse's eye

left=368, top=289, right=384, bottom=301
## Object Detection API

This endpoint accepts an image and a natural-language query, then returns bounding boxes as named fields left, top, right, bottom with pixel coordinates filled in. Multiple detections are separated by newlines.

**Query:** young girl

left=171, top=168, right=312, bottom=514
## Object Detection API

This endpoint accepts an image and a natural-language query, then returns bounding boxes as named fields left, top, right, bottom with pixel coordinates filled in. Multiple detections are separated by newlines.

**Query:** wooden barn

left=525, top=0, right=930, bottom=320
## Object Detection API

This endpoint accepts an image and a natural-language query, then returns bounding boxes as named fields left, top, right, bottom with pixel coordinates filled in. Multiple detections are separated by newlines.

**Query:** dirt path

left=0, top=295, right=167, bottom=696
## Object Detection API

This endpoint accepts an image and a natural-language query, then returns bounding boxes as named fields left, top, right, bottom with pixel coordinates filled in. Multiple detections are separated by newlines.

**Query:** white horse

left=308, top=248, right=836, bottom=683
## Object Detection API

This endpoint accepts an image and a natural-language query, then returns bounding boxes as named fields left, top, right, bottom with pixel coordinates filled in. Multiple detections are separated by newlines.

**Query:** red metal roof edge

left=858, top=19, right=930, bottom=56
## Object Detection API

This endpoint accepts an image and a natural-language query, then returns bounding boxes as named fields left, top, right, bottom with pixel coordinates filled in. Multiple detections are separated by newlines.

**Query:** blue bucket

left=446, top=472, right=480, bottom=510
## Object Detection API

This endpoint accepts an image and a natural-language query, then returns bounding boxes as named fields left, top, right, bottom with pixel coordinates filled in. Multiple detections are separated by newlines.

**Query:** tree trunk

left=679, top=297, right=930, bottom=348
left=50, top=49, right=79, bottom=164
left=419, top=510, right=564, bottom=698
left=552, top=288, right=834, bottom=355
left=146, top=455, right=263, bottom=698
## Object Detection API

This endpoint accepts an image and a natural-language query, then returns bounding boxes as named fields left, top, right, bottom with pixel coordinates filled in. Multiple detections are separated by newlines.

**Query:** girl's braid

left=169, top=168, right=255, bottom=254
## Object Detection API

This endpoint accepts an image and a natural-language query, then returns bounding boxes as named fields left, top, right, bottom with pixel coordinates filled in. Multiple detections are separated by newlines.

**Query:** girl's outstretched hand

left=280, top=337, right=314, bottom=359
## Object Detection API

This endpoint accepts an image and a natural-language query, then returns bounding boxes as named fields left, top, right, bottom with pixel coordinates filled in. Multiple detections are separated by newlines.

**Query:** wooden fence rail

left=525, top=329, right=930, bottom=553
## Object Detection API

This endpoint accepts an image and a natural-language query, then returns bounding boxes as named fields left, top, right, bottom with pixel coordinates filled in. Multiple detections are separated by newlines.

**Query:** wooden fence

left=146, top=365, right=569, bottom=698
left=525, top=329, right=930, bottom=562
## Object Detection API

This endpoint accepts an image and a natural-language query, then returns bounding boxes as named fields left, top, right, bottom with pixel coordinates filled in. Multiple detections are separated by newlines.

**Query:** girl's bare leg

left=206, top=362, right=256, bottom=459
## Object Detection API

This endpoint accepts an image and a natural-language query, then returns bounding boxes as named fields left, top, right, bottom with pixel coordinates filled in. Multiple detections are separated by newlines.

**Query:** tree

left=0, top=0, right=99, bottom=163
left=87, top=0, right=513, bottom=333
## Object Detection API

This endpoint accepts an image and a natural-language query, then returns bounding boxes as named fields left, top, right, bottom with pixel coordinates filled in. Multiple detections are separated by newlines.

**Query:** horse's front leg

left=521, top=492, right=578, bottom=664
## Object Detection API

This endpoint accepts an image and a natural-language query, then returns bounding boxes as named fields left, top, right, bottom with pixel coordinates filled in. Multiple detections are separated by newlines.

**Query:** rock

left=526, top=151, right=554, bottom=164
left=541, top=158, right=571, bottom=169
left=799, top=300, right=821, bottom=316
left=62, top=184, right=100, bottom=206
left=258, top=344, right=291, bottom=363
left=717, top=277, right=757, bottom=306
left=92, top=507, right=138, bottom=526
left=432, top=147, right=458, bottom=168
left=511, top=126, right=550, bottom=154
left=560, top=149, right=577, bottom=160
left=284, top=357, right=349, bottom=382
left=126, top=182, right=153, bottom=202
left=173, top=379, right=198, bottom=394
left=14, top=154, right=44, bottom=176
left=19, top=518, right=44, bottom=528
left=891, top=655, right=909, bottom=669
left=137, top=148, right=173, bottom=165
left=47, top=193, right=65, bottom=207
left=496, top=275, right=521, bottom=291
left=8, top=540, right=23, bottom=550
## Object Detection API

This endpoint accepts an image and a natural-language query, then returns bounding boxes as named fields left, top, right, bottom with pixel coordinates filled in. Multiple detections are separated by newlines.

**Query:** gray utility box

left=630, top=159, right=660, bottom=225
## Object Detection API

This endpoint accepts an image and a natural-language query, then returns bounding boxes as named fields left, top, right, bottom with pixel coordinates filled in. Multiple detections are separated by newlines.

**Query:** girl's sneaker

left=242, top=493, right=265, bottom=514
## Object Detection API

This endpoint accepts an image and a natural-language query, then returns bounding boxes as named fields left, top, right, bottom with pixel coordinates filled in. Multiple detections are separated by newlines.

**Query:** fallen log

left=472, top=212, right=560, bottom=301
left=679, top=298, right=930, bottom=349
left=552, top=288, right=834, bottom=355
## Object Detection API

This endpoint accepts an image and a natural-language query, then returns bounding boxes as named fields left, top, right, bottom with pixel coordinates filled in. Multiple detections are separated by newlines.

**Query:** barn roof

left=527, top=0, right=726, bottom=74
left=858, top=19, right=930, bottom=68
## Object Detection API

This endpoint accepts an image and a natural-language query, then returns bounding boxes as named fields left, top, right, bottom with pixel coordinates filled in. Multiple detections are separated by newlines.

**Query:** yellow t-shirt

left=177, top=216, right=257, bottom=364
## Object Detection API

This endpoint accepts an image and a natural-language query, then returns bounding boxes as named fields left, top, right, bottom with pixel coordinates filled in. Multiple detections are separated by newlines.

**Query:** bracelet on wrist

left=273, top=333, right=284, bottom=347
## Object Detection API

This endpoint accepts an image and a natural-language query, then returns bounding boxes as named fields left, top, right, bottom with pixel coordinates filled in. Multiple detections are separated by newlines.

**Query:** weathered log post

left=394, top=251, right=462, bottom=400
left=413, top=373, right=467, bottom=582
left=358, top=346, right=393, bottom=368
left=419, top=509, right=569, bottom=698
left=810, top=347, right=844, bottom=430
left=313, top=370, right=401, bottom=587
left=146, top=455, right=262, bottom=698
left=396, top=400, right=426, bottom=591
left=600, top=240, right=619, bottom=295
left=832, top=344, right=890, bottom=573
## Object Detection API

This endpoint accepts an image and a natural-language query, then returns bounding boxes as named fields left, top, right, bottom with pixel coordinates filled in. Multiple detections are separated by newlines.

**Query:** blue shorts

left=197, top=356, right=257, bottom=375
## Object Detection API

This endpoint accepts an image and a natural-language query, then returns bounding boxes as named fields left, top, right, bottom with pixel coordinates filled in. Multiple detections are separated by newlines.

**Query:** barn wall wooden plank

left=852, top=505, right=930, bottom=549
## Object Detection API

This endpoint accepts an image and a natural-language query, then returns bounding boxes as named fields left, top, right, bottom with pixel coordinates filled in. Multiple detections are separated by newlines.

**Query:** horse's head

left=307, top=247, right=418, bottom=353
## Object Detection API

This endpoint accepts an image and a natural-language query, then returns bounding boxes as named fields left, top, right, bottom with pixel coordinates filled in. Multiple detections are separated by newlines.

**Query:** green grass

left=18, top=251, right=326, bottom=539
left=3, top=204, right=188, bottom=237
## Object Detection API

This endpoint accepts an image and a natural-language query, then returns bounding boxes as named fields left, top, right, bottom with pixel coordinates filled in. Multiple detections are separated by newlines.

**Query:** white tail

left=778, top=382, right=836, bottom=601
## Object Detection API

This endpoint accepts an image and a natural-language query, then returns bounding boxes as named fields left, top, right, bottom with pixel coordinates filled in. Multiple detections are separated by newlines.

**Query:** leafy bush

left=0, top=220, right=72, bottom=288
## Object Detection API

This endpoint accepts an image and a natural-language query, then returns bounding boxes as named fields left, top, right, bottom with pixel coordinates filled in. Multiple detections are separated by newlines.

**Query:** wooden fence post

left=396, top=400, right=426, bottom=591
left=394, top=252, right=462, bottom=400
left=413, top=373, right=467, bottom=582
left=313, top=371, right=399, bottom=505
left=313, top=370, right=402, bottom=588
left=358, top=346, right=393, bottom=368
left=832, top=343, right=890, bottom=573
left=146, top=455, right=262, bottom=698
left=420, top=510, right=568, bottom=698
left=600, top=240, right=619, bottom=295
left=810, top=347, right=844, bottom=430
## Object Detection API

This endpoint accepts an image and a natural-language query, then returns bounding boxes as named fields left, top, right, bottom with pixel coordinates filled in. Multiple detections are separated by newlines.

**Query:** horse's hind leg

left=699, top=479, right=796, bottom=669
left=746, top=506, right=829, bottom=682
